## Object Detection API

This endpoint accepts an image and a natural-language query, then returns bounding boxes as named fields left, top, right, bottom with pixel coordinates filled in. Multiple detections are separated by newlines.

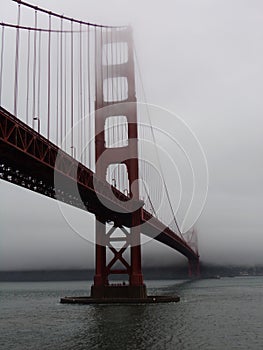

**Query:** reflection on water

left=1, top=278, right=263, bottom=349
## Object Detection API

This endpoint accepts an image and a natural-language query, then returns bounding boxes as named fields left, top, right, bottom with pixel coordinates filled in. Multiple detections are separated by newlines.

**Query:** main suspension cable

left=12, top=0, right=125, bottom=29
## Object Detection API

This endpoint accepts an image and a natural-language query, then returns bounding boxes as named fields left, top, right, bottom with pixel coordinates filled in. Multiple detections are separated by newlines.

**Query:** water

left=1, top=277, right=263, bottom=349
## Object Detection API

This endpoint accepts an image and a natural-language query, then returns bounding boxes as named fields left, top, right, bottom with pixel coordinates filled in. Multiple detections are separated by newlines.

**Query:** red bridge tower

left=91, top=27, right=146, bottom=299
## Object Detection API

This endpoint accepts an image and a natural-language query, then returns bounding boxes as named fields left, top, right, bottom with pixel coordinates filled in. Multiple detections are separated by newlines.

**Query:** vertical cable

left=83, top=26, right=87, bottom=165
left=107, top=118, right=109, bottom=148
left=60, top=18, right=63, bottom=147
left=32, top=10, right=37, bottom=126
left=100, top=27, right=103, bottom=103
left=87, top=25, right=91, bottom=167
left=71, top=19, right=74, bottom=156
left=140, top=125, right=146, bottom=200
left=118, top=30, right=122, bottom=102
left=25, top=30, right=30, bottom=124
left=120, top=33, right=123, bottom=102
left=47, top=14, right=51, bottom=140
left=110, top=29, right=118, bottom=147
left=108, top=28, right=113, bottom=101
left=77, top=45, right=80, bottom=161
left=64, top=30, right=67, bottom=151
left=112, top=30, right=116, bottom=146
left=0, top=26, right=5, bottom=106
left=117, top=30, right=121, bottom=187
left=37, top=30, right=41, bottom=120
left=110, top=29, right=117, bottom=145
left=106, top=28, right=109, bottom=104
left=118, top=30, right=122, bottom=145
left=106, top=28, right=111, bottom=147
left=56, top=32, right=59, bottom=146
left=94, top=26, right=99, bottom=170
left=111, top=117, right=113, bottom=149
left=14, top=3, right=21, bottom=116
left=113, top=30, right=118, bottom=183
left=79, top=23, right=83, bottom=162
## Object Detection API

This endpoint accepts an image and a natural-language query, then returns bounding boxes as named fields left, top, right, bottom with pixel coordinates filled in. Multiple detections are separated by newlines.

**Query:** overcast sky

left=1, top=0, right=263, bottom=270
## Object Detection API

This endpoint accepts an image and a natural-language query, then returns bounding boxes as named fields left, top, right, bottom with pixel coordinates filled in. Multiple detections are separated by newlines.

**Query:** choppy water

left=1, top=277, right=263, bottom=349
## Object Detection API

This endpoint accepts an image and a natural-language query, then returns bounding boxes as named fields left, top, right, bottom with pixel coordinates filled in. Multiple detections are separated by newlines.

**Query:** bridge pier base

left=188, top=259, right=200, bottom=278
left=91, top=284, right=147, bottom=299
left=61, top=284, right=179, bottom=304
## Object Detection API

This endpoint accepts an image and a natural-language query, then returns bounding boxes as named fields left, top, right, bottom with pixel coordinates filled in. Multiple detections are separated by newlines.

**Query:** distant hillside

left=1, top=264, right=263, bottom=281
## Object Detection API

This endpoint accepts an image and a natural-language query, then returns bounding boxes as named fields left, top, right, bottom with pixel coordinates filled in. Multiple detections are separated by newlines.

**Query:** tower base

left=60, top=295, right=180, bottom=304
left=60, top=284, right=180, bottom=304
left=91, top=284, right=147, bottom=299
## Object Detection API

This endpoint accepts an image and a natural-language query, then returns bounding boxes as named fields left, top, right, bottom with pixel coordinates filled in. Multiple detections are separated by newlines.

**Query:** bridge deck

left=0, top=106, right=199, bottom=261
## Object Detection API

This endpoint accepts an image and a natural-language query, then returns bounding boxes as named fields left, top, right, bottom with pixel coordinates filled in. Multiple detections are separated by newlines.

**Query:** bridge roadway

left=0, top=106, right=199, bottom=262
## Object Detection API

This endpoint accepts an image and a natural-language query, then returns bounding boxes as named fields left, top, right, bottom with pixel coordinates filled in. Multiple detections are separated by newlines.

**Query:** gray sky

left=1, top=0, right=263, bottom=270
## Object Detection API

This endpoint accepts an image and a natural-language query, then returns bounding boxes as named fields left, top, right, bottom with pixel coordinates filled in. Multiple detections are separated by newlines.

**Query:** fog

left=1, top=0, right=263, bottom=270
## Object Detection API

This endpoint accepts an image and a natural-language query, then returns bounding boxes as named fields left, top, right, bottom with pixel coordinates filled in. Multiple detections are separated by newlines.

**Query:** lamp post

left=33, top=116, right=40, bottom=133
left=70, top=145, right=76, bottom=159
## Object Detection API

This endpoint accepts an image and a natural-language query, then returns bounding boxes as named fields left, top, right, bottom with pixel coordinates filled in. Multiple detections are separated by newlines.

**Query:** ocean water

left=1, top=277, right=263, bottom=349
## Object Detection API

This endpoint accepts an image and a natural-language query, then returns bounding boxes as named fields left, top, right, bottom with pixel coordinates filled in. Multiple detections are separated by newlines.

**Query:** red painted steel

left=0, top=106, right=199, bottom=264
left=93, top=27, right=144, bottom=293
left=0, top=2, right=200, bottom=298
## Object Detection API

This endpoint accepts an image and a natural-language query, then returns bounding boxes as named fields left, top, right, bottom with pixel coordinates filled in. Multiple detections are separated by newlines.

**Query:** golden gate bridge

left=0, top=0, right=199, bottom=302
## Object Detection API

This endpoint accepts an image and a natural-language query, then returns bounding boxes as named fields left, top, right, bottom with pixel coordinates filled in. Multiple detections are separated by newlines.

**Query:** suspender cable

left=87, top=25, right=91, bottom=168
left=47, top=14, right=51, bottom=140
left=25, top=30, right=31, bottom=124
left=0, top=26, right=5, bottom=106
left=110, top=30, right=114, bottom=147
left=116, top=30, right=121, bottom=187
left=100, top=27, right=103, bottom=103
left=37, top=30, right=41, bottom=120
left=64, top=30, right=67, bottom=151
left=94, top=25, right=98, bottom=167
left=106, top=29, right=109, bottom=106
left=120, top=33, right=123, bottom=102
left=116, top=28, right=120, bottom=136
left=79, top=22, right=83, bottom=162
left=32, top=10, right=37, bottom=127
left=119, top=30, right=125, bottom=100
left=71, top=19, right=74, bottom=156
left=14, top=3, right=21, bottom=116
left=60, top=18, right=63, bottom=147
left=56, top=32, right=59, bottom=146
left=83, top=26, right=87, bottom=165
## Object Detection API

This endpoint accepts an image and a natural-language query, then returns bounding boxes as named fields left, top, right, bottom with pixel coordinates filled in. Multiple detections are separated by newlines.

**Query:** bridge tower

left=91, top=27, right=147, bottom=299
left=186, top=228, right=200, bottom=278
